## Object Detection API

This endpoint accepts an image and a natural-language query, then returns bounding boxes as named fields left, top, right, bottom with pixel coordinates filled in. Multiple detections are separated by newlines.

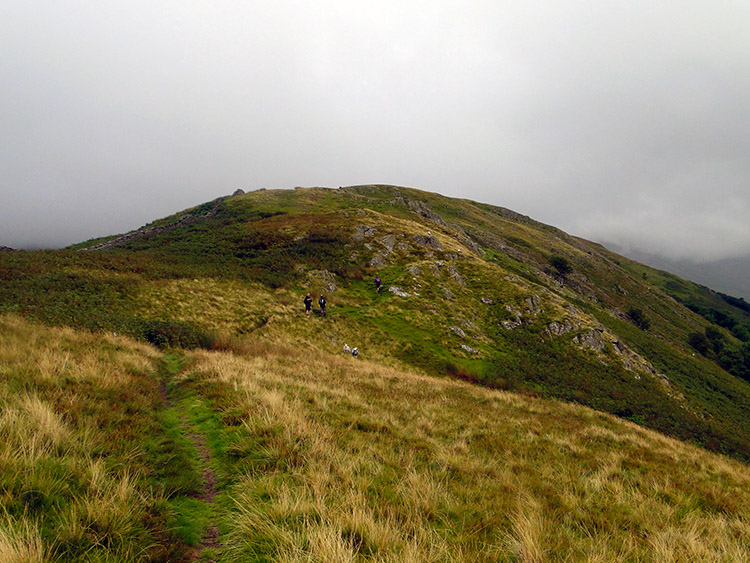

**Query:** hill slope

left=1, top=314, right=749, bottom=561
left=4, top=186, right=750, bottom=462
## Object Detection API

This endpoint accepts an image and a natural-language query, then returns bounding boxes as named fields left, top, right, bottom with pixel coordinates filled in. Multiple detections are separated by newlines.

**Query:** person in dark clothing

left=374, top=276, right=382, bottom=293
left=318, top=294, right=327, bottom=316
left=304, top=293, right=313, bottom=315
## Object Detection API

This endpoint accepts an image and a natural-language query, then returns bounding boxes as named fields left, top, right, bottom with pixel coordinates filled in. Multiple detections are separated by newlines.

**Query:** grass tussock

left=175, top=333, right=750, bottom=561
left=0, top=315, right=184, bottom=561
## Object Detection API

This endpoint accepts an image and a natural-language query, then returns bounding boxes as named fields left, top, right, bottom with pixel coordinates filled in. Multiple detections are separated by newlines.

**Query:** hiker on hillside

left=318, top=294, right=327, bottom=316
left=374, top=276, right=382, bottom=293
left=304, top=293, right=312, bottom=315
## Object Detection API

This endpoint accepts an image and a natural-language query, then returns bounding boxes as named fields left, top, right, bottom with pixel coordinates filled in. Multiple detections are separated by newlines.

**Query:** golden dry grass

left=3, top=312, right=750, bottom=561
left=0, top=314, right=173, bottom=561
left=180, top=333, right=750, bottom=561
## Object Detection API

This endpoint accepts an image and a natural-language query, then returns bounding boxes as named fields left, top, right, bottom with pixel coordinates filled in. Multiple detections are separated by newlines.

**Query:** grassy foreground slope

left=1, top=314, right=750, bottom=561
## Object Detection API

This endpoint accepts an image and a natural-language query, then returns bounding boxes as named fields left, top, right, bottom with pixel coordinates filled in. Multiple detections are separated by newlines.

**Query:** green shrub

left=549, top=255, right=573, bottom=276
left=627, top=307, right=651, bottom=330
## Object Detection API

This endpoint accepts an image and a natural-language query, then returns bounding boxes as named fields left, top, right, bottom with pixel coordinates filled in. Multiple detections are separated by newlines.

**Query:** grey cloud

left=1, top=1, right=749, bottom=262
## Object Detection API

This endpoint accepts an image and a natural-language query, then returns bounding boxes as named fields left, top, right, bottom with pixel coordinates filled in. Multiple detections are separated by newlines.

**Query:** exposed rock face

left=307, top=270, right=338, bottom=293
left=460, top=344, right=479, bottom=355
left=232, top=189, right=245, bottom=196
left=447, top=265, right=466, bottom=286
left=546, top=318, right=581, bottom=336
left=450, top=326, right=467, bottom=338
left=574, top=329, right=608, bottom=352
left=412, top=235, right=444, bottom=251
left=369, top=254, right=387, bottom=268
left=83, top=197, right=226, bottom=251
left=481, top=297, right=493, bottom=305
left=407, top=200, right=446, bottom=225
left=407, top=265, right=422, bottom=277
left=379, top=234, right=397, bottom=254
left=353, top=225, right=376, bottom=241
left=0, top=246, right=18, bottom=252
left=442, top=286, right=454, bottom=300
left=388, top=286, right=411, bottom=297
left=525, top=295, right=542, bottom=315
left=501, top=306, right=524, bottom=330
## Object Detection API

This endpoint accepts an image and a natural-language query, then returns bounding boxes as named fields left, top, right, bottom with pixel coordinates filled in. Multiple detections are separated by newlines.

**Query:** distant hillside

left=607, top=245, right=750, bottom=301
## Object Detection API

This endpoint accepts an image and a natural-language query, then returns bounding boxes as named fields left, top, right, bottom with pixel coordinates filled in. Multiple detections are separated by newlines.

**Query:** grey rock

left=524, top=295, right=542, bottom=315
left=307, top=270, right=338, bottom=293
left=447, top=265, right=465, bottom=285
left=412, top=234, right=444, bottom=251
left=353, top=224, right=376, bottom=241
left=379, top=234, right=397, bottom=254
left=481, top=297, right=493, bottom=305
left=450, top=326, right=467, bottom=338
left=388, top=286, right=411, bottom=297
left=575, top=330, right=607, bottom=352
left=369, top=254, right=386, bottom=268
left=501, top=306, right=524, bottom=330
left=460, top=344, right=480, bottom=355
left=407, top=200, right=447, bottom=225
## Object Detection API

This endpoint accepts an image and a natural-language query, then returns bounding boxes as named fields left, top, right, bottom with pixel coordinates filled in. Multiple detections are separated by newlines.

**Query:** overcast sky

left=2, top=1, right=749, bottom=262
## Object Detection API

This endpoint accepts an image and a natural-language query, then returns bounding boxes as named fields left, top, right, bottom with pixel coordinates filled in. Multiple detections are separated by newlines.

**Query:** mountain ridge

left=9, top=184, right=749, bottom=461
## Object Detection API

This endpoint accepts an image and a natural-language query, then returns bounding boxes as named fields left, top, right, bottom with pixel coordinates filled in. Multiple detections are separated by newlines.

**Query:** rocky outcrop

left=353, top=225, right=376, bottom=241
left=307, top=270, right=338, bottom=293
left=574, top=329, right=608, bottom=352
left=447, top=265, right=466, bottom=286
left=83, top=197, right=226, bottom=251
left=460, top=344, right=479, bottom=355
left=369, top=254, right=387, bottom=268
left=546, top=318, right=581, bottom=336
left=412, top=234, right=444, bottom=251
left=450, top=326, right=467, bottom=338
left=501, top=294, right=544, bottom=330
left=407, top=200, right=446, bottom=225
left=388, top=286, right=411, bottom=298
left=379, top=234, right=397, bottom=254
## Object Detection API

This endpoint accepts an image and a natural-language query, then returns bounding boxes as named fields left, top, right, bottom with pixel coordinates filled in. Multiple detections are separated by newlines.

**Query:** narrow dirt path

left=186, top=430, right=221, bottom=562
left=160, top=354, right=221, bottom=562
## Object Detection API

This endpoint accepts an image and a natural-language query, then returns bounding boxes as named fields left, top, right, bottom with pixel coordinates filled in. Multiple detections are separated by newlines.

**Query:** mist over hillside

left=606, top=244, right=750, bottom=301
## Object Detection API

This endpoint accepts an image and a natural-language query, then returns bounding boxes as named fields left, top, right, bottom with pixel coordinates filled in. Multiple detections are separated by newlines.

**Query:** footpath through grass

left=0, top=316, right=231, bottom=561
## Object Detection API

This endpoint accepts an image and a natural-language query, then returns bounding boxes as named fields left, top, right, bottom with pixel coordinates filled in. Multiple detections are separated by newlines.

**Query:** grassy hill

left=1, top=184, right=750, bottom=560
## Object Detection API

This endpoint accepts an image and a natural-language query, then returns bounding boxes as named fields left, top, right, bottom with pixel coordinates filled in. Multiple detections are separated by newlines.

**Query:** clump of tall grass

left=0, top=514, right=45, bottom=563
left=0, top=315, right=183, bottom=561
